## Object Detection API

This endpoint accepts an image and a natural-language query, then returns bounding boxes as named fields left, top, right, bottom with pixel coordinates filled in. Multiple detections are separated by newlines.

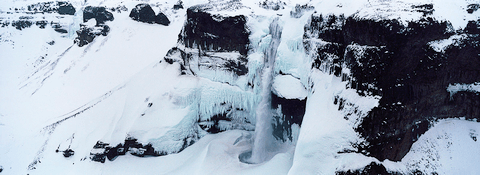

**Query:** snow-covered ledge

left=447, top=83, right=480, bottom=97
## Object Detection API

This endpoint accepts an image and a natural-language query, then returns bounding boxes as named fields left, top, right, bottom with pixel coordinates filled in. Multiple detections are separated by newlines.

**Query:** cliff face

left=305, top=11, right=480, bottom=161
left=181, top=8, right=249, bottom=55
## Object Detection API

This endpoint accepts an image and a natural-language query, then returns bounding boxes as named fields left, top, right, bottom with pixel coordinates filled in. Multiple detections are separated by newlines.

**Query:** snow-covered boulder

left=129, top=4, right=170, bottom=26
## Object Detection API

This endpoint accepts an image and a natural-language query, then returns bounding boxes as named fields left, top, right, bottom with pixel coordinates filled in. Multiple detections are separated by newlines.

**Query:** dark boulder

left=129, top=4, right=156, bottom=24
left=57, top=1, right=76, bottom=15
left=173, top=1, right=184, bottom=10
left=465, top=20, right=480, bottom=34
left=155, top=12, right=170, bottom=26
left=54, top=28, right=68, bottom=33
left=74, top=24, right=110, bottom=47
left=62, top=149, right=74, bottom=157
left=35, top=20, right=48, bottom=29
left=129, top=4, right=170, bottom=26
left=83, top=6, right=114, bottom=26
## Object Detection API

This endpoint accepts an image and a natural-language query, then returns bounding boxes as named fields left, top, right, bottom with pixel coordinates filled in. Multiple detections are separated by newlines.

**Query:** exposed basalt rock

left=129, top=4, right=170, bottom=26
left=259, top=0, right=286, bottom=11
left=129, top=4, right=156, bottom=23
left=467, top=4, right=480, bottom=14
left=164, top=48, right=249, bottom=76
left=74, top=24, right=110, bottom=47
left=465, top=20, right=480, bottom=34
left=110, top=5, right=128, bottom=13
left=0, top=21, right=10, bottom=27
left=271, top=92, right=306, bottom=141
left=180, top=7, right=250, bottom=55
left=83, top=6, right=114, bottom=26
left=52, top=22, right=68, bottom=33
left=55, top=148, right=75, bottom=157
left=164, top=6, right=250, bottom=77
left=336, top=162, right=401, bottom=175
left=90, top=139, right=165, bottom=163
left=155, top=12, right=171, bottom=26
left=411, top=4, right=434, bottom=16
left=173, top=1, right=184, bottom=10
left=63, top=149, right=74, bottom=157
left=305, top=13, right=480, bottom=161
left=290, top=4, right=315, bottom=18
left=35, top=20, right=48, bottom=29
left=57, top=2, right=76, bottom=15
left=27, top=1, right=75, bottom=15
left=11, top=20, right=33, bottom=30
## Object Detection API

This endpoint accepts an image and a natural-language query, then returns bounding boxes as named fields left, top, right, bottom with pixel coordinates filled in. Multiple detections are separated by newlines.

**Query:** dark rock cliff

left=165, top=3, right=250, bottom=77
left=180, top=7, right=250, bottom=55
left=305, top=12, right=480, bottom=162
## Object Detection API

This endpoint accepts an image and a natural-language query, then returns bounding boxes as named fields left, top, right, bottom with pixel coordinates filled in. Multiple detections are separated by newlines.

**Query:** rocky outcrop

left=305, top=11, right=480, bottom=162
left=173, top=1, right=184, bottom=10
left=271, top=92, right=306, bottom=141
left=129, top=4, right=170, bottom=26
left=165, top=3, right=250, bottom=77
left=74, top=24, right=110, bottom=47
left=11, top=20, right=33, bottom=30
left=290, top=4, right=314, bottom=18
left=27, top=1, right=75, bottom=15
left=259, top=0, right=286, bottom=11
left=467, top=4, right=480, bottom=14
left=83, top=6, right=114, bottom=26
left=180, top=6, right=249, bottom=55
left=90, top=139, right=164, bottom=163
left=74, top=6, right=115, bottom=47
left=336, top=162, right=400, bottom=175
left=1, top=2, right=76, bottom=34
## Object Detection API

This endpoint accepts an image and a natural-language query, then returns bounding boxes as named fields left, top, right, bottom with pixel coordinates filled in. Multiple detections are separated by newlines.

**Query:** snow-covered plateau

left=1, top=0, right=479, bottom=174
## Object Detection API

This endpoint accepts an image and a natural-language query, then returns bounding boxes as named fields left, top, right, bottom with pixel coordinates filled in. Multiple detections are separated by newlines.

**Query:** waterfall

left=69, top=6, right=82, bottom=39
left=248, top=17, right=283, bottom=164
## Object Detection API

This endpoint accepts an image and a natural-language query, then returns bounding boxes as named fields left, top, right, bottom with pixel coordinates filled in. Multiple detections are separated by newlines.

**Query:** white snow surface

left=272, top=75, right=307, bottom=100
left=1, top=0, right=480, bottom=174
left=429, top=34, right=467, bottom=53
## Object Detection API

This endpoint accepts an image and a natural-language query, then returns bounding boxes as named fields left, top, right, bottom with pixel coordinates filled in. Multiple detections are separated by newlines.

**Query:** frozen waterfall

left=247, top=17, right=283, bottom=164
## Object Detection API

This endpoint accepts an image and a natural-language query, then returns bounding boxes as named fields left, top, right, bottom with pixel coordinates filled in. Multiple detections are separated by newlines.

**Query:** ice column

left=69, top=6, right=82, bottom=39
left=249, top=17, right=283, bottom=163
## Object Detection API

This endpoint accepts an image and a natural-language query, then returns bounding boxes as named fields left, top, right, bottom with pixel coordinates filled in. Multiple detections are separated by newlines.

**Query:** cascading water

left=68, top=5, right=83, bottom=39
left=246, top=17, right=283, bottom=164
